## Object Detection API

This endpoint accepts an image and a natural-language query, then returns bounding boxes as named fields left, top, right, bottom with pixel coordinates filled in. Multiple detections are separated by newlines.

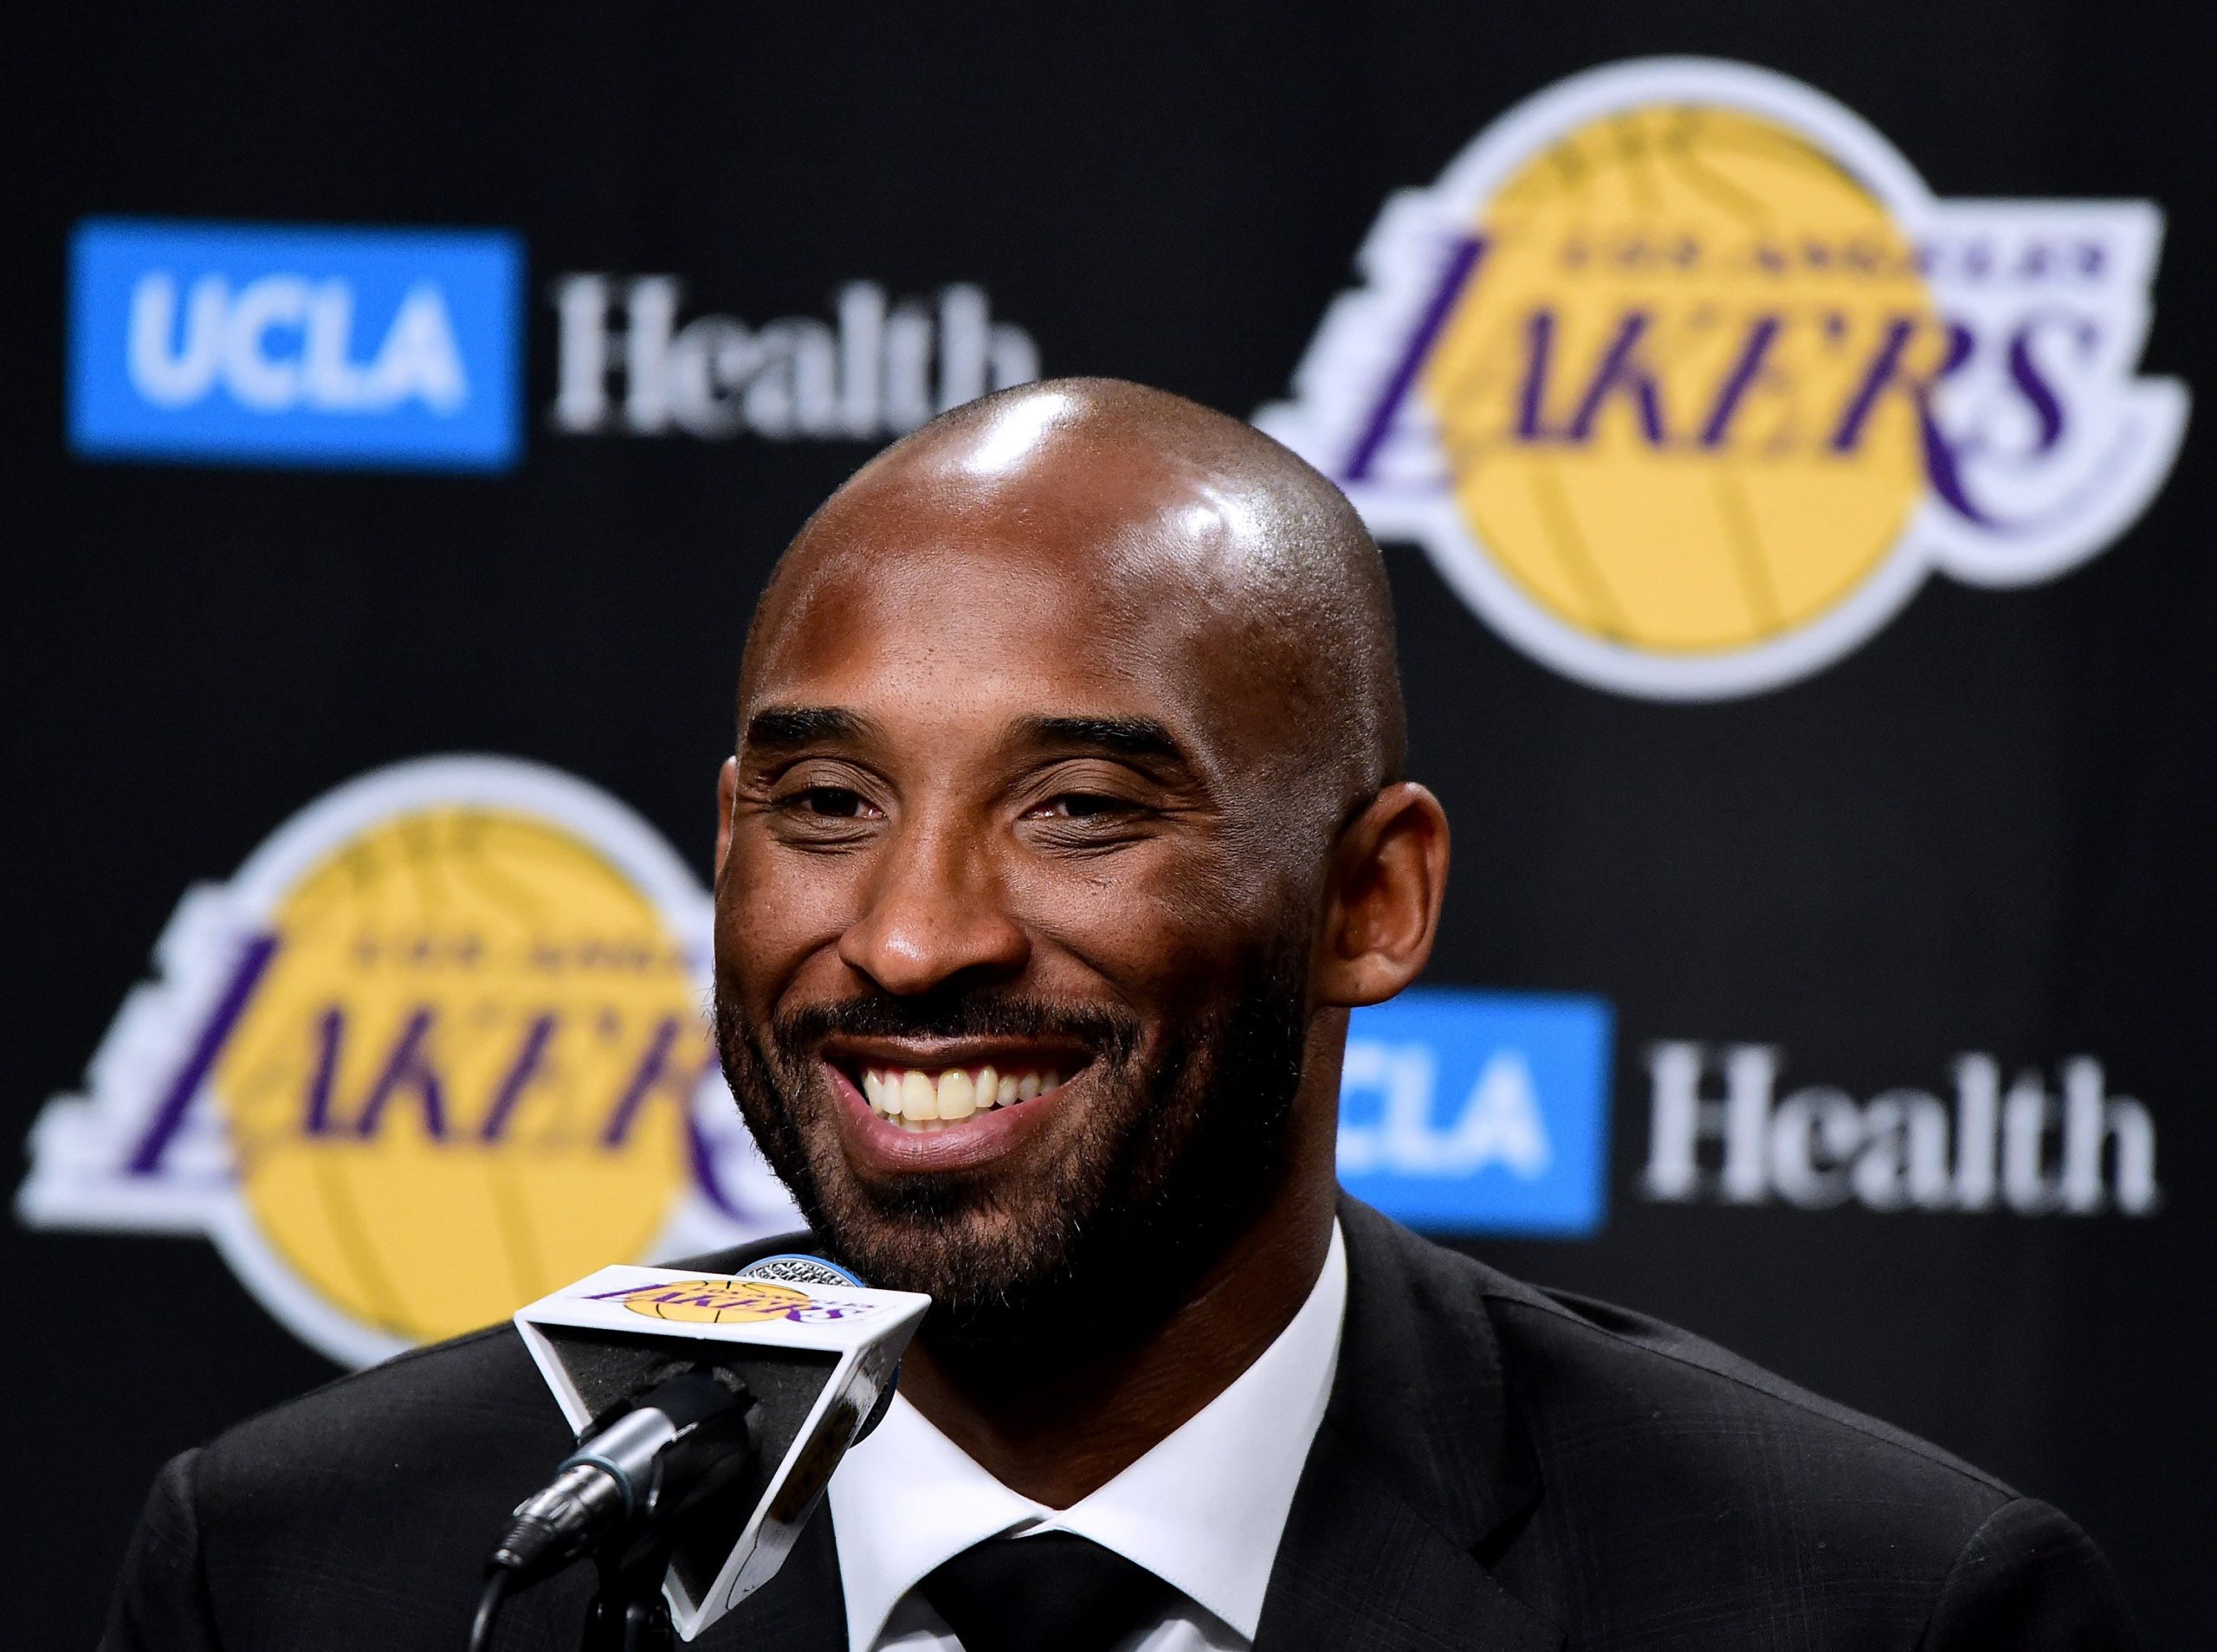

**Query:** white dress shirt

left=824, top=1220, right=1348, bottom=1652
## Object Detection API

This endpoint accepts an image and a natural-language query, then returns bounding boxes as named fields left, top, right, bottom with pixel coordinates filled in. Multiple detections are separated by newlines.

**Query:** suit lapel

left=1257, top=1422, right=1557, bottom=1652
left=1256, top=1199, right=1560, bottom=1651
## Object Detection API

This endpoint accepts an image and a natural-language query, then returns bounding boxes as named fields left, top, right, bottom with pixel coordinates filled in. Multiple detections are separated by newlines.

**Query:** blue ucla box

left=69, top=218, right=522, bottom=471
left=1340, top=986, right=1614, bottom=1236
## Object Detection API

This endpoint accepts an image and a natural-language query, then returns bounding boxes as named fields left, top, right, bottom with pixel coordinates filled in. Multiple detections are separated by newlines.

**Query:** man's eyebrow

left=1015, top=714, right=1189, bottom=764
left=742, top=705, right=875, bottom=754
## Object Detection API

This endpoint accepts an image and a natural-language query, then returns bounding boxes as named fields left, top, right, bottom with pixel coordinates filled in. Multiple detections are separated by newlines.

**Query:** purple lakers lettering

left=16, top=758, right=802, bottom=1368
left=1260, top=60, right=2187, bottom=699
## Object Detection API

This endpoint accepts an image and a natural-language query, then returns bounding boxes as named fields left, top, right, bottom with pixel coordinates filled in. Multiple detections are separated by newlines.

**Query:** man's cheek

left=1020, top=849, right=1253, bottom=958
left=712, top=912, right=777, bottom=1016
left=1115, top=881, right=1280, bottom=991
left=723, top=853, right=856, bottom=971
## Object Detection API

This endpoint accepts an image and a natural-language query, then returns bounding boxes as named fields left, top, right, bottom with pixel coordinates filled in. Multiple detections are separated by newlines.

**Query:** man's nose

left=837, top=819, right=1030, bottom=996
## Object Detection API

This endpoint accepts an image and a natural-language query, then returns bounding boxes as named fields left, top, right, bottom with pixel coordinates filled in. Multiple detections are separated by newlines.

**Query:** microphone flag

left=514, top=1263, right=928, bottom=1638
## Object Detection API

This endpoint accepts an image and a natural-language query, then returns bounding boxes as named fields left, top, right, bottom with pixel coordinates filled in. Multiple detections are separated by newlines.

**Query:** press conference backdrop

left=6, top=5, right=2210, bottom=1644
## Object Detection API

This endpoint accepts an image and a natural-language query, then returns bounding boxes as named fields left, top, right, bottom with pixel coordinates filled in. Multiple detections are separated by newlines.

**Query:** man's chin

left=809, top=1185, right=1075, bottom=1316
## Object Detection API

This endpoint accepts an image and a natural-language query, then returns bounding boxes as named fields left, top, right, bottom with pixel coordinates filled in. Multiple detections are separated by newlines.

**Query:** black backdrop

left=7, top=4, right=2213, bottom=1645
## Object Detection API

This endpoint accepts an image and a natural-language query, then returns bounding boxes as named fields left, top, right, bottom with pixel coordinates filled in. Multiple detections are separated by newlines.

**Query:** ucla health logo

left=69, top=219, right=522, bottom=470
left=1341, top=987, right=1613, bottom=1234
left=1258, top=59, right=2188, bottom=699
left=16, top=758, right=798, bottom=1367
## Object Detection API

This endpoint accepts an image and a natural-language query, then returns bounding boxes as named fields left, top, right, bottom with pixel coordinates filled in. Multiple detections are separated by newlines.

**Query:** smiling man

left=106, top=380, right=2135, bottom=1651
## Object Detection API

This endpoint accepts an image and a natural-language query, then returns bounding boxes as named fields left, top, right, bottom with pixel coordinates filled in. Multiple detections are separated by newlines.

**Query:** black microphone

left=486, top=1364, right=762, bottom=1587
left=472, top=1255, right=929, bottom=1649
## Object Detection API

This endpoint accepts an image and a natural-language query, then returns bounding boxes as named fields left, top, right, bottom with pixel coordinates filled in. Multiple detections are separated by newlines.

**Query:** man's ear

left=1315, top=782, right=1451, bottom=1008
left=714, top=757, right=739, bottom=880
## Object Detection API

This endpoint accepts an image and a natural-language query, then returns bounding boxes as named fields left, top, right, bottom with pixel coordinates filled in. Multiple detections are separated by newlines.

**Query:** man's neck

left=894, top=1174, right=1338, bottom=1509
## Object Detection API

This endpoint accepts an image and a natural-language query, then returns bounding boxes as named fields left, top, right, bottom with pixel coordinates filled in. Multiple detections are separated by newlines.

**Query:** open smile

left=824, top=1040, right=1087, bottom=1131
left=818, top=1038, right=1093, bottom=1167
left=857, top=1061, right=1066, bottom=1129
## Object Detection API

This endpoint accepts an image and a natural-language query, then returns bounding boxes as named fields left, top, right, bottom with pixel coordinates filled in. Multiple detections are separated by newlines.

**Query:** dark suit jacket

left=105, top=1197, right=2136, bottom=1649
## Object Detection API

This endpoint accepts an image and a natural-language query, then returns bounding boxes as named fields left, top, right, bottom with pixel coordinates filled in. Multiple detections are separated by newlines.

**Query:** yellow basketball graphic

left=1419, top=102, right=1947, bottom=655
left=210, top=805, right=700, bottom=1345
left=613, top=1279, right=814, bottom=1323
left=1253, top=61, right=2191, bottom=689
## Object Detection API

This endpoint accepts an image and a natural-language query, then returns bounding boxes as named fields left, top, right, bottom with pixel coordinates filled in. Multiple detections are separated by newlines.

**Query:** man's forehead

left=798, top=456, right=1244, bottom=588
left=768, top=529, right=1187, bottom=638
left=734, top=379, right=1391, bottom=792
left=747, top=548, right=1198, bottom=721
left=745, top=468, right=1265, bottom=692
left=766, top=397, right=1270, bottom=615
left=740, top=539, right=1309, bottom=798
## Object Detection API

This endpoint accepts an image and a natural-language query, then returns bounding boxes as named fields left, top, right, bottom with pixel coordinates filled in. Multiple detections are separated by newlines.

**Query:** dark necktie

left=918, top=1530, right=1177, bottom=1652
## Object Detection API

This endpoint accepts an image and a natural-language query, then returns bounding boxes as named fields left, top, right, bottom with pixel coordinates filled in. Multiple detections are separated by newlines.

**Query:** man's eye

left=787, top=786, right=874, bottom=818
left=1033, top=792, right=1134, bottom=820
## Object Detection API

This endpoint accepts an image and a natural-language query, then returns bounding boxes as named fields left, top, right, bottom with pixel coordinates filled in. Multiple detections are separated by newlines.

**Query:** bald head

left=744, top=378, right=1406, bottom=827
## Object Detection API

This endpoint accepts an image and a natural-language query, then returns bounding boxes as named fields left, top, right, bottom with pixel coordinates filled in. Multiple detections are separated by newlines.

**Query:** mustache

left=767, top=991, right=1144, bottom=1062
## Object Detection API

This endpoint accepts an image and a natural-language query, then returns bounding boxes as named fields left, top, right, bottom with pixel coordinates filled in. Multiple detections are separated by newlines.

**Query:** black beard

left=713, top=940, right=1310, bottom=1360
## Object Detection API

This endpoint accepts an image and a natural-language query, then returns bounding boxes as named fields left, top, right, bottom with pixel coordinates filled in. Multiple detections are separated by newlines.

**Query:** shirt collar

left=825, top=1219, right=1348, bottom=1652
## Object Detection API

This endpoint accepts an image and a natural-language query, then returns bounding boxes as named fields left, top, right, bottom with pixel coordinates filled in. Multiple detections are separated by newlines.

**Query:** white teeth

left=900, top=1070, right=937, bottom=1121
left=860, top=1065, right=1067, bottom=1130
left=936, top=1069, right=976, bottom=1121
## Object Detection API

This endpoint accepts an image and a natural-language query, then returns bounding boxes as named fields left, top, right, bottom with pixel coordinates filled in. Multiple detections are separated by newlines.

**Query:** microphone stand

left=581, top=1532, right=678, bottom=1652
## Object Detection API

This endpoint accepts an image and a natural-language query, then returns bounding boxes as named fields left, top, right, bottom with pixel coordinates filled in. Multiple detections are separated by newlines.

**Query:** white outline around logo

left=1257, top=58, right=2188, bottom=700
left=16, top=755, right=798, bottom=1367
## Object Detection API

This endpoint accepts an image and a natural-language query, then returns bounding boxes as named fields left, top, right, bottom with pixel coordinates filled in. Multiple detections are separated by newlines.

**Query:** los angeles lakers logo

left=16, top=758, right=799, bottom=1366
left=585, top=1278, right=880, bottom=1325
left=1257, top=58, right=2188, bottom=698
